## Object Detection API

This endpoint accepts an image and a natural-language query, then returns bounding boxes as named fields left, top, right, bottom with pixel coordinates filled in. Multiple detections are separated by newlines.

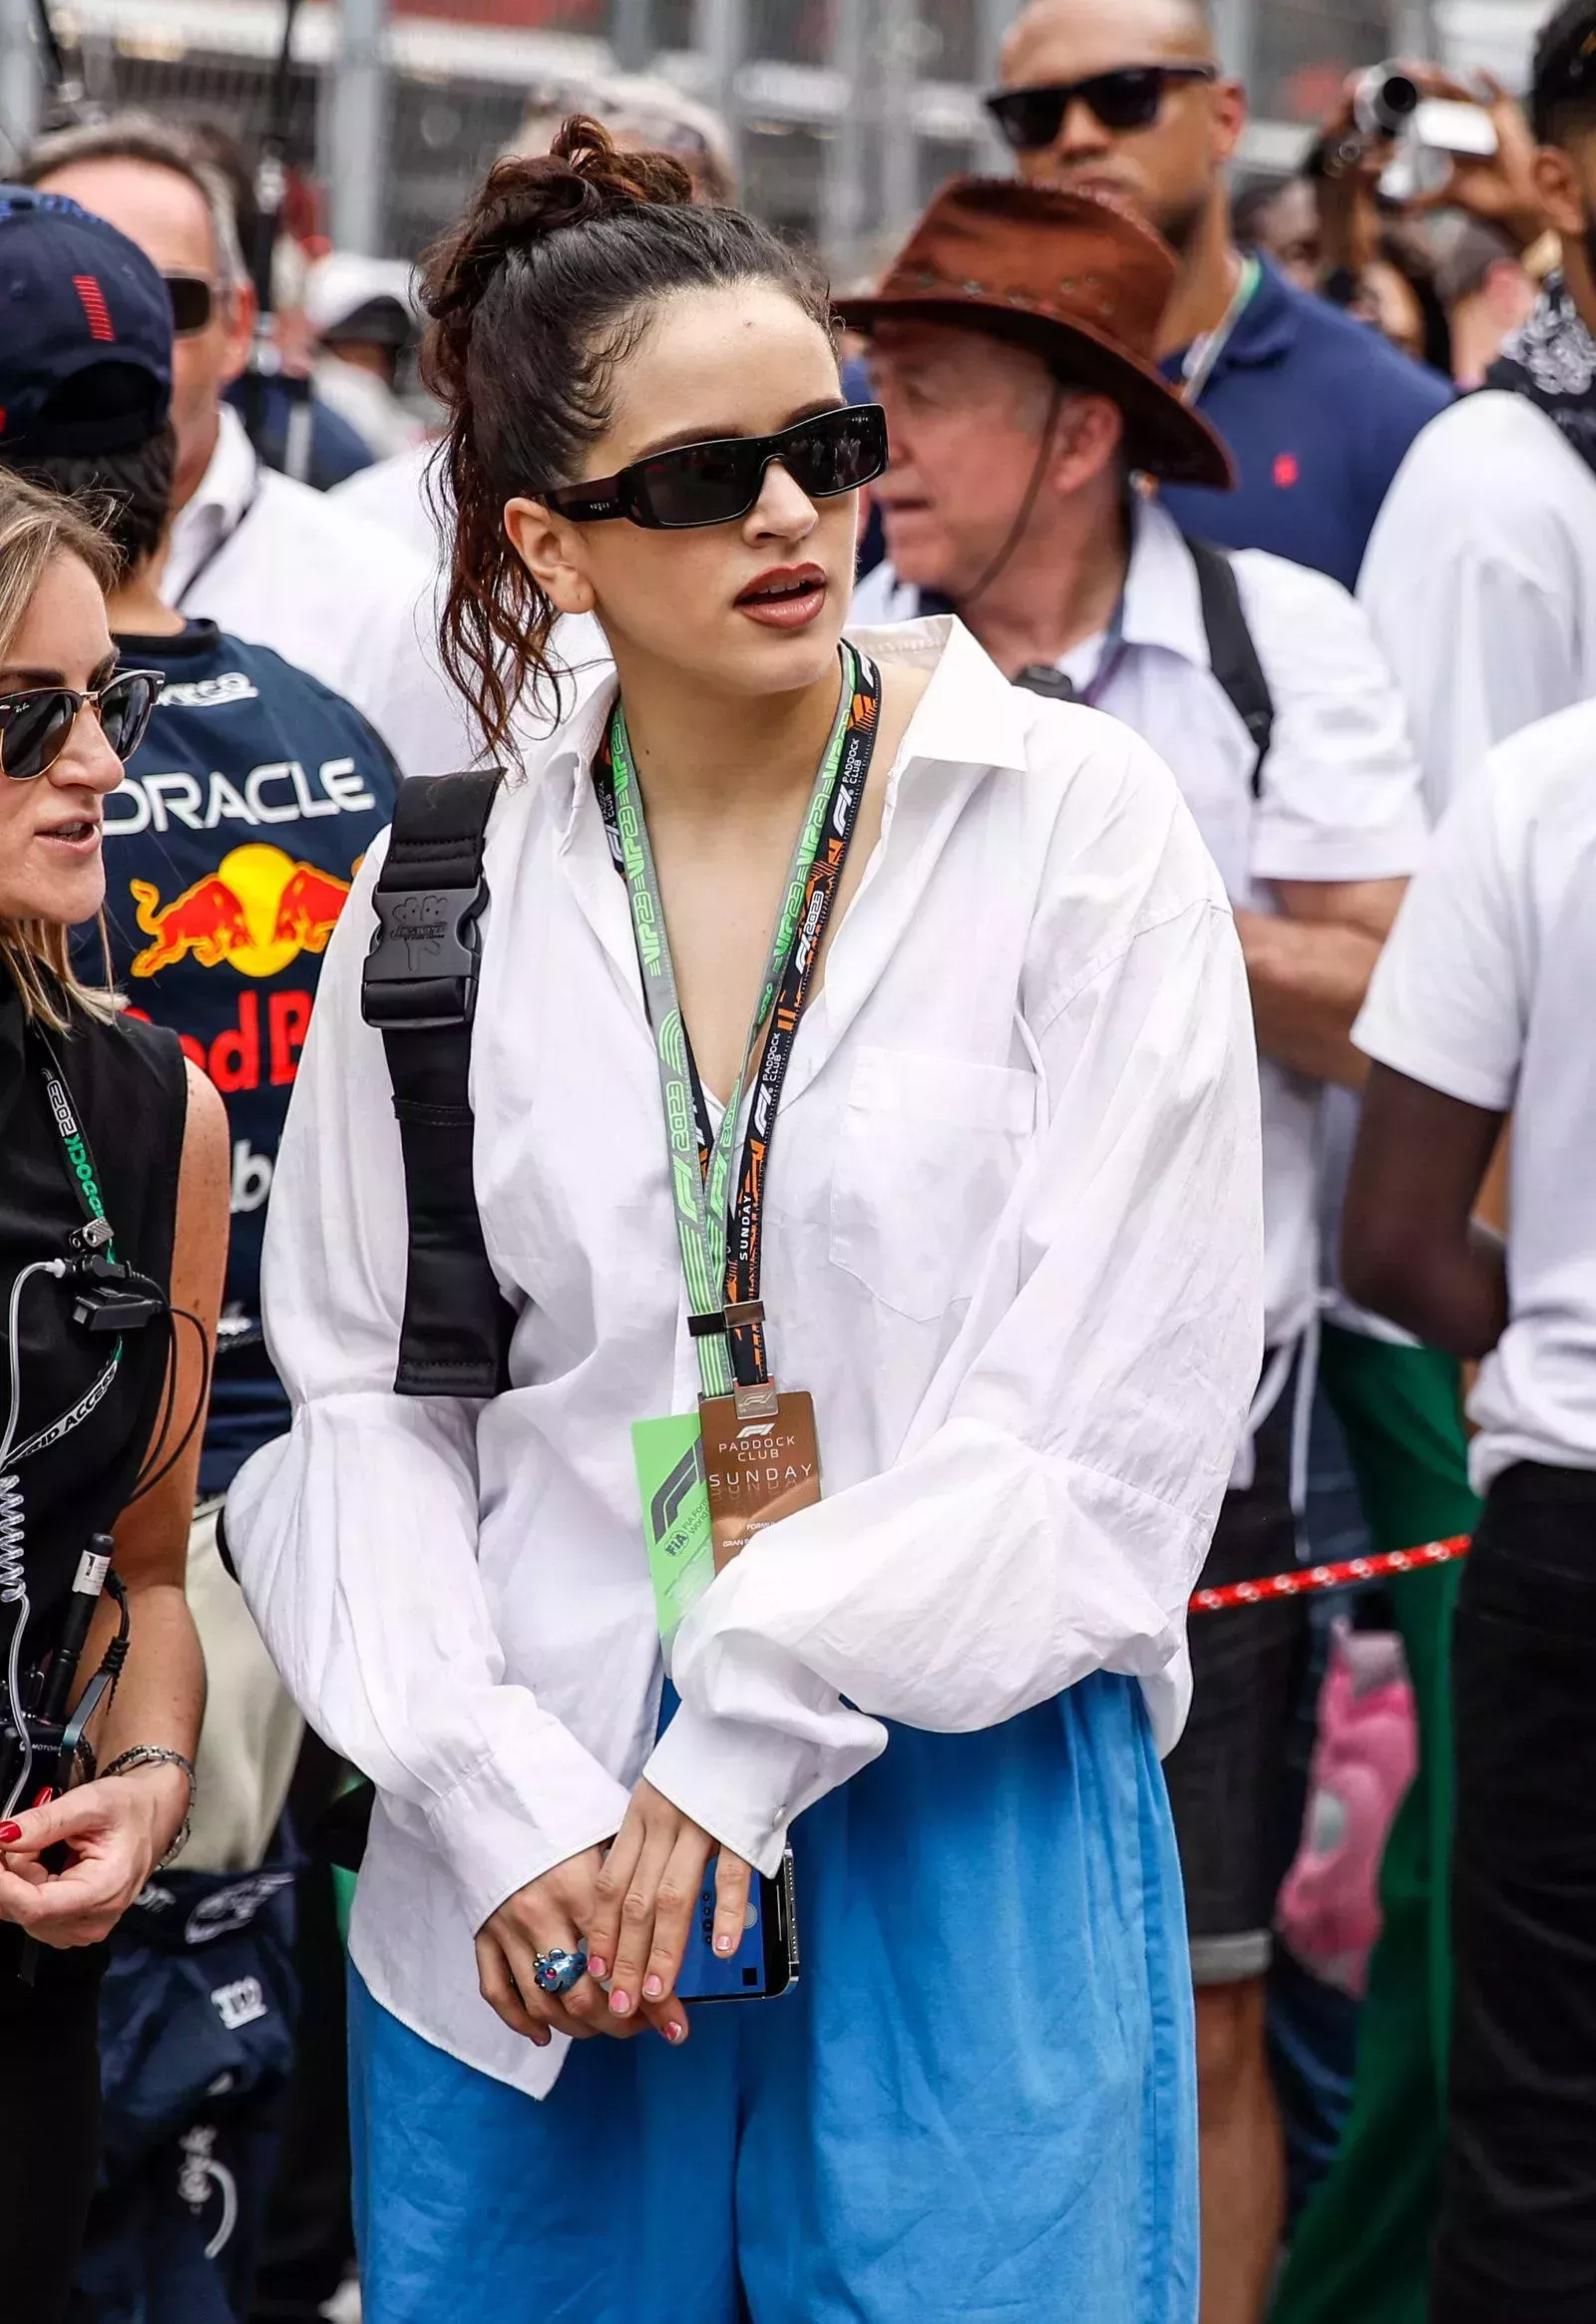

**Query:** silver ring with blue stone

left=532, top=1946, right=588, bottom=1996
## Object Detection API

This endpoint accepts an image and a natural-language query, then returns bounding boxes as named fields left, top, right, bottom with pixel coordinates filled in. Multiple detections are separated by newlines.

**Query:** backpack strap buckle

left=362, top=881, right=486, bottom=1032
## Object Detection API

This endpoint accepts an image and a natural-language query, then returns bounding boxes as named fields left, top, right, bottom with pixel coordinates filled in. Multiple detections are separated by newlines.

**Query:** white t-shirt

left=1358, top=391, right=1596, bottom=820
left=856, top=501, right=1427, bottom=1354
left=163, top=407, right=478, bottom=779
left=1354, top=698, right=1596, bottom=1491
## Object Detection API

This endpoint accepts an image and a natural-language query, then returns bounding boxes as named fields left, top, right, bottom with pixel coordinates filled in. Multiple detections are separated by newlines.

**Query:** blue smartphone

left=675, top=1849, right=800, bottom=2003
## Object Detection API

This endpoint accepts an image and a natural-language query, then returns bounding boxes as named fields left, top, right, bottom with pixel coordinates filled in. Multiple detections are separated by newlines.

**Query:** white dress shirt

left=1356, top=699, right=1596, bottom=1493
left=163, top=406, right=479, bottom=779
left=225, top=615, right=1264, bottom=2094
left=1358, top=392, right=1596, bottom=820
left=855, top=502, right=1427, bottom=1357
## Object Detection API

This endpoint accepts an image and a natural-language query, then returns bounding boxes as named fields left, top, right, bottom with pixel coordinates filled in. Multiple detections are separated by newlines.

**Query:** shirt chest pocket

left=828, top=1044, right=1038, bottom=1323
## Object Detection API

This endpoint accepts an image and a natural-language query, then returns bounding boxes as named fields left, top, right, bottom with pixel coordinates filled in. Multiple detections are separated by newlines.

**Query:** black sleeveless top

left=0, top=969, right=187, bottom=1654
left=0, top=968, right=186, bottom=2000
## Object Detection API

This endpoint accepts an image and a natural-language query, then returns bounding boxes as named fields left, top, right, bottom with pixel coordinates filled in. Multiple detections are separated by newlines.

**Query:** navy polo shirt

left=1160, top=257, right=1452, bottom=592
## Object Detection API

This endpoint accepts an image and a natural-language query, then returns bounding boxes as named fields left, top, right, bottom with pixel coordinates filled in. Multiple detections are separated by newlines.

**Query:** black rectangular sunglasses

left=986, top=64, right=1216, bottom=151
left=0, top=669, right=162, bottom=782
left=540, top=404, right=889, bottom=531
left=163, top=271, right=215, bottom=337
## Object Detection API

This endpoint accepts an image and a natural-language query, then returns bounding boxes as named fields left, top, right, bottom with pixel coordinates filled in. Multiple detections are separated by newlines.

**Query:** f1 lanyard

left=594, top=641, right=882, bottom=1397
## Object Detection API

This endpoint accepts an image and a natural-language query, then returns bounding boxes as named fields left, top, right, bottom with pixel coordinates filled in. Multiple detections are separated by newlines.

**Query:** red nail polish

left=0, top=1823, right=21, bottom=1844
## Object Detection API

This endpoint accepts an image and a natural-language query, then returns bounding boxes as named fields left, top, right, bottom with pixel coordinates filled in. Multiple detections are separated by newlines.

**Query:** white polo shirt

left=1355, top=699, right=1596, bottom=1493
left=1358, top=391, right=1596, bottom=820
left=163, top=406, right=479, bottom=779
left=855, top=499, right=1427, bottom=1355
left=225, top=614, right=1264, bottom=2093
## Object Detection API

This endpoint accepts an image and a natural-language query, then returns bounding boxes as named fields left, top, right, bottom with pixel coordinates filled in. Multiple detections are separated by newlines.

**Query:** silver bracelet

left=102, top=1744, right=197, bottom=1872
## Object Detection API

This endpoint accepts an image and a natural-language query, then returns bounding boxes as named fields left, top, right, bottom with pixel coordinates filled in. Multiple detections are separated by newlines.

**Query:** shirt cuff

left=423, top=1718, right=632, bottom=1935
left=642, top=1699, right=883, bottom=1879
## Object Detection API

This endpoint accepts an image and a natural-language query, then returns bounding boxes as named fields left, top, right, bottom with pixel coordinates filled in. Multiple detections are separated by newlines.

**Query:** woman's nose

left=56, top=703, right=127, bottom=794
left=749, top=460, right=820, bottom=538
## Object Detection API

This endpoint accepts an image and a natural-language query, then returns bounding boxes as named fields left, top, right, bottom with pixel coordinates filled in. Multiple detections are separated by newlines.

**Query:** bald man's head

left=997, top=0, right=1243, bottom=253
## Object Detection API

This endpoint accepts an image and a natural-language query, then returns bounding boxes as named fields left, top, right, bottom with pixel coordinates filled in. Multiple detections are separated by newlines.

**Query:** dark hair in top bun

left=421, top=114, right=835, bottom=753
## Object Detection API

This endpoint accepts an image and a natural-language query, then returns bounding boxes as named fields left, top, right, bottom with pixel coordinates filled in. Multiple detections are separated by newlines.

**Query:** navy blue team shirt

left=91, top=620, right=398, bottom=1492
left=1158, top=255, right=1452, bottom=590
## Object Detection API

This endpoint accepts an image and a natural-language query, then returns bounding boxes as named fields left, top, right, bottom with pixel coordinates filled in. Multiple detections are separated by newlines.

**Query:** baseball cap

left=0, top=184, right=173, bottom=459
left=304, top=252, right=417, bottom=349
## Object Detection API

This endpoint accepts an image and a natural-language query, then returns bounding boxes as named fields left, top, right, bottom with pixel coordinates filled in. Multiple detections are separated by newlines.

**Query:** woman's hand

left=0, top=1762, right=190, bottom=1947
left=585, top=1779, right=753, bottom=2025
left=475, top=1842, right=689, bottom=2051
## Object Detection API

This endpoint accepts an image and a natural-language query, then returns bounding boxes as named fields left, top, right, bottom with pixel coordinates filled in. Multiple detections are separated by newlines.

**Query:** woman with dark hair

left=225, top=118, right=1264, bottom=2323
left=0, top=471, right=227, bottom=2323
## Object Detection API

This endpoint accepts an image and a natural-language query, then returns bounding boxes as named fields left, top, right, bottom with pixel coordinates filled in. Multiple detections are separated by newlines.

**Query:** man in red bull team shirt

left=0, top=186, right=396, bottom=2314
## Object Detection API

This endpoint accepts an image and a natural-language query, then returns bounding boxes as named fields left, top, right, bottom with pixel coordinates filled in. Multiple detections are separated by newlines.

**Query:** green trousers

left=1270, top=1325, right=1480, bottom=2324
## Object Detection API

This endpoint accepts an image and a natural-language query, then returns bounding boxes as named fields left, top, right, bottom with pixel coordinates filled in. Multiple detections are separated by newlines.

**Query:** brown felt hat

left=837, top=177, right=1235, bottom=491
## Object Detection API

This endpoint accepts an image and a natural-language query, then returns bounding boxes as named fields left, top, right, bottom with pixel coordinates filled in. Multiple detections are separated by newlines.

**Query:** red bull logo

left=130, top=845, right=354, bottom=978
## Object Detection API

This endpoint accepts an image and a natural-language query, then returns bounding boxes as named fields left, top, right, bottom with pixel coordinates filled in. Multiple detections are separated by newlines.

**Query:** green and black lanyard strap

left=591, top=640, right=883, bottom=1396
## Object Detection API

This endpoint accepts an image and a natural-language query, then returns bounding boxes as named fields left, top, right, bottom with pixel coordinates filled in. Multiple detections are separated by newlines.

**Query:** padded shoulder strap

left=1185, top=536, right=1275, bottom=798
left=360, top=769, right=511, bottom=1398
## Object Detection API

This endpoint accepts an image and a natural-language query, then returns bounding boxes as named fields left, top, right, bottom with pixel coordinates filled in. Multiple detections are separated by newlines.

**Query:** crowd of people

left=1, top=0, right=1595, bottom=2319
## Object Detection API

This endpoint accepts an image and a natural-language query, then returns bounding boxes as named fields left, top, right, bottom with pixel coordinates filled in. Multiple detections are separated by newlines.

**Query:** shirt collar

left=183, top=403, right=258, bottom=530
left=165, top=405, right=259, bottom=597
left=1119, top=496, right=1210, bottom=671
left=536, top=614, right=1031, bottom=826
left=1164, top=252, right=1299, bottom=386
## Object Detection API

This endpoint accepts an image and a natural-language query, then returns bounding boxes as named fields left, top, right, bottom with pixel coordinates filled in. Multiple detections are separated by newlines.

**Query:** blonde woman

left=0, top=474, right=226, bottom=2324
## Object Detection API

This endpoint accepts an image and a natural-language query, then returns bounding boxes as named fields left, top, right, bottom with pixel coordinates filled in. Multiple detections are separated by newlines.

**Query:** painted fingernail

left=587, top=1955, right=606, bottom=1980
left=664, top=2020, right=685, bottom=2044
left=609, top=1989, right=631, bottom=2017
left=0, top=1823, right=20, bottom=1844
left=713, top=1934, right=734, bottom=1955
left=642, top=1974, right=662, bottom=1999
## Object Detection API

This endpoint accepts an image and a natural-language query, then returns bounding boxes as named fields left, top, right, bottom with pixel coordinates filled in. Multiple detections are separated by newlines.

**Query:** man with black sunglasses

left=993, top=0, right=1451, bottom=594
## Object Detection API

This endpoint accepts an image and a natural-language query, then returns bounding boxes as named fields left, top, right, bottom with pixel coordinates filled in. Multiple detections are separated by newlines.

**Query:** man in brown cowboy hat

left=846, top=175, right=1427, bottom=2324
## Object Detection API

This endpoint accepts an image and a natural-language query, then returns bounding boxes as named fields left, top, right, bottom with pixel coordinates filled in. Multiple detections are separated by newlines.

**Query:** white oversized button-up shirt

left=226, top=616, right=1265, bottom=2095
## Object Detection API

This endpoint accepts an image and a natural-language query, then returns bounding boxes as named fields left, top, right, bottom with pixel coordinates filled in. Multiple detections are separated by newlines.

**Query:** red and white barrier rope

left=1190, top=1534, right=1471, bottom=1616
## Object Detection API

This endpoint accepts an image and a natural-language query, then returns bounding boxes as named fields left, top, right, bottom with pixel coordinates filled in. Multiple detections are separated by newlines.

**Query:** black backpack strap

left=1185, top=536, right=1275, bottom=797
left=360, top=769, right=511, bottom=1398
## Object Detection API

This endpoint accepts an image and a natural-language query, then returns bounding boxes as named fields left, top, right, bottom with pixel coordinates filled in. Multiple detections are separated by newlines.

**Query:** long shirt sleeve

left=225, top=839, right=633, bottom=1937
left=647, top=884, right=1265, bottom=1874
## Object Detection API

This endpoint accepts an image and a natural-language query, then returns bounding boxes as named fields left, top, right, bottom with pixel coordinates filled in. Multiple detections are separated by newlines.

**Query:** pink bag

left=1276, top=1628, right=1417, bottom=1997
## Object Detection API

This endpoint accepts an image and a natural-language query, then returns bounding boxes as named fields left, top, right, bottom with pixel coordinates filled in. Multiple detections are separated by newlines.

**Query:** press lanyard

left=1181, top=252, right=1261, bottom=406
left=593, top=641, right=882, bottom=1400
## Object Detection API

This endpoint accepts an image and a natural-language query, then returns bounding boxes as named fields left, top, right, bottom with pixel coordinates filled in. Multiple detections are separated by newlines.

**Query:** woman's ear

left=504, top=498, right=597, bottom=616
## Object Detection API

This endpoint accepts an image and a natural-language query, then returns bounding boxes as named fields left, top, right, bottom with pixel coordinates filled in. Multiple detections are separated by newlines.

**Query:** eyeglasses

left=985, top=65, right=1217, bottom=151
left=163, top=272, right=215, bottom=336
left=539, top=404, right=890, bottom=531
left=0, top=670, right=162, bottom=782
